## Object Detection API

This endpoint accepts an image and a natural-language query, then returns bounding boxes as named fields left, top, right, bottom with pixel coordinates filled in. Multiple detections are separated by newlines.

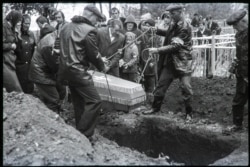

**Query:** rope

left=138, top=49, right=153, bottom=83
left=91, top=68, right=116, bottom=111
left=107, top=28, right=152, bottom=60
left=138, top=29, right=157, bottom=83
left=103, top=71, right=116, bottom=110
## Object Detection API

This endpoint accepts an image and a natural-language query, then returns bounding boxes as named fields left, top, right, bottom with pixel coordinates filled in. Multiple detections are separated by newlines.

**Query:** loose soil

left=3, top=76, right=248, bottom=165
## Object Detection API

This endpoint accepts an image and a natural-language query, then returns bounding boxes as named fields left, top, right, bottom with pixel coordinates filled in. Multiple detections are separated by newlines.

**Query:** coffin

left=89, top=70, right=146, bottom=112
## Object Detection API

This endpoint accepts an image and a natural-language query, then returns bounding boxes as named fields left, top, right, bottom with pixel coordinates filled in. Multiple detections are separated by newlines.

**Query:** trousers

left=232, top=77, right=248, bottom=126
left=3, top=64, right=23, bottom=93
left=69, top=83, right=102, bottom=137
left=35, top=83, right=61, bottom=111
left=153, top=66, right=193, bottom=108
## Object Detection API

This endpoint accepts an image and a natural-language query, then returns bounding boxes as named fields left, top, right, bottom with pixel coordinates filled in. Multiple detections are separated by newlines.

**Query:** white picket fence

left=191, top=33, right=236, bottom=77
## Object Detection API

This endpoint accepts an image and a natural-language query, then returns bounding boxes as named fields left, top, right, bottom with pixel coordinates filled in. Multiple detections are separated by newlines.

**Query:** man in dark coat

left=53, top=10, right=68, bottom=101
left=58, top=5, right=108, bottom=139
left=226, top=9, right=248, bottom=132
left=197, top=21, right=212, bottom=39
left=206, top=15, right=222, bottom=35
left=36, top=15, right=56, bottom=40
left=97, top=19, right=125, bottom=77
left=196, top=21, right=213, bottom=78
left=107, top=7, right=125, bottom=30
left=15, top=14, right=36, bottom=94
left=143, top=4, right=194, bottom=120
left=191, top=13, right=200, bottom=28
left=29, top=31, right=63, bottom=112
left=54, top=10, right=68, bottom=36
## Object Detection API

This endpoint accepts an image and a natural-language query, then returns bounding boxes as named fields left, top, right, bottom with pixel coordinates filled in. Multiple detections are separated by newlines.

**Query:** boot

left=185, top=106, right=193, bottom=119
left=145, top=93, right=154, bottom=109
left=143, top=96, right=164, bottom=115
left=232, top=106, right=244, bottom=127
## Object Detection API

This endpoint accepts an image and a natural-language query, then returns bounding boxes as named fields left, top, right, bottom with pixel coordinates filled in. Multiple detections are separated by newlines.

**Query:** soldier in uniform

left=143, top=4, right=194, bottom=120
left=226, top=9, right=248, bottom=132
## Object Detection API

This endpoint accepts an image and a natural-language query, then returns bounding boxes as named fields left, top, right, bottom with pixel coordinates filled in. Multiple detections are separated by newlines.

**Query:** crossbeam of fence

left=191, top=33, right=236, bottom=77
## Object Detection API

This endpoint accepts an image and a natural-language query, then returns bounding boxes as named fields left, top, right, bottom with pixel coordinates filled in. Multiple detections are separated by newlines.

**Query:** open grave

left=98, top=114, right=241, bottom=166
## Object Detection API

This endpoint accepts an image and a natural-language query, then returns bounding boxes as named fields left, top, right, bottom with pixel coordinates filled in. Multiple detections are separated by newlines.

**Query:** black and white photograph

left=2, top=2, right=248, bottom=166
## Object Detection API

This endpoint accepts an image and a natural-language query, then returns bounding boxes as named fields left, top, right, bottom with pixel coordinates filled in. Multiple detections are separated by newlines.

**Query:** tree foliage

left=9, top=3, right=54, bottom=17
left=120, top=3, right=244, bottom=21
left=184, top=3, right=233, bottom=20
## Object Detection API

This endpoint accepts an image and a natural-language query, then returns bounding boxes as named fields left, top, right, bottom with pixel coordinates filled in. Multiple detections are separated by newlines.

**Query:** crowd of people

left=3, top=4, right=248, bottom=140
left=191, top=12, right=222, bottom=36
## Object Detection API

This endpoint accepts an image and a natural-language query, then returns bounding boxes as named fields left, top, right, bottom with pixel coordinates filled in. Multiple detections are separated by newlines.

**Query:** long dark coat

left=29, top=31, right=57, bottom=85
left=15, top=30, right=36, bottom=93
left=97, top=27, right=125, bottom=76
left=57, top=16, right=105, bottom=86
left=3, top=19, right=22, bottom=92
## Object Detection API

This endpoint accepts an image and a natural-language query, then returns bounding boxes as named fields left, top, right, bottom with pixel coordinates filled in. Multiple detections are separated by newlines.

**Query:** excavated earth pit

left=98, top=111, right=241, bottom=166
left=3, top=76, right=248, bottom=165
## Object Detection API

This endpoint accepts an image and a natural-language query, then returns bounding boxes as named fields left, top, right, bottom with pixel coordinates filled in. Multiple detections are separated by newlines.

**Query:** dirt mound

left=3, top=89, right=172, bottom=165
left=3, top=90, right=94, bottom=166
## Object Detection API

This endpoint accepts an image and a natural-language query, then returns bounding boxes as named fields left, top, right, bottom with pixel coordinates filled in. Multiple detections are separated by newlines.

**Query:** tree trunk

left=109, top=3, right=111, bottom=18
left=99, top=3, right=102, bottom=13
left=140, top=3, right=143, bottom=16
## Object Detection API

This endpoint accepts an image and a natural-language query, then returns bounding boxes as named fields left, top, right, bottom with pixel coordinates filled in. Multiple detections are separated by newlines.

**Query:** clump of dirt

left=3, top=89, right=172, bottom=165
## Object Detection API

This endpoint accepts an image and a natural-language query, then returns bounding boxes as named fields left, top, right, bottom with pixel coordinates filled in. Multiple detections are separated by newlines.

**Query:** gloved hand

left=11, top=43, right=17, bottom=50
left=103, top=64, right=110, bottom=73
left=53, top=48, right=60, bottom=54
left=228, top=59, right=239, bottom=74
left=101, top=57, right=108, bottom=63
left=117, top=49, right=123, bottom=55
left=150, top=26, right=157, bottom=32
left=149, top=62, right=154, bottom=68
left=148, top=48, right=158, bottom=54
left=123, top=63, right=129, bottom=69
left=119, top=59, right=125, bottom=67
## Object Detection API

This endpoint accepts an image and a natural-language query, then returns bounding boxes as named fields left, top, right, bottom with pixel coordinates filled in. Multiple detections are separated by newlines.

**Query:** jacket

left=15, top=30, right=36, bottom=64
left=3, top=19, right=23, bottom=92
left=191, top=18, right=199, bottom=28
left=123, top=15, right=144, bottom=55
left=29, top=31, right=58, bottom=85
left=97, top=27, right=125, bottom=69
left=156, top=17, right=193, bottom=76
left=235, top=28, right=248, bottom=78
left=40, top=23, right=56, bottom=40
left=55, top=21, right=69, bottom=37
left=197, top=28, right=212, bottom=45
left=3, top=19, right=18, bottom=70
left=122, top=43, right=139, bottom=73
left=140, top=33, right=161, bottom=76
left=57, top=16, right=105, bottom=86
left=15, top=30, right=36, bottom=83
left=207, top=21, right=221, bottom=35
